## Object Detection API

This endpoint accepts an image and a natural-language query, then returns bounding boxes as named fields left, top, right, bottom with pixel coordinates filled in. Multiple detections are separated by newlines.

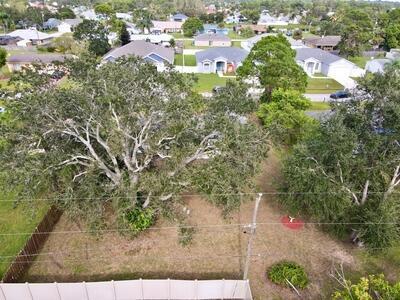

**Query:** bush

left=178, top=226, right=195, bottom=246
left=123, top=207, right=155, bottom=235
left=332, top=274, right=400, bottom=299
left=267, top=261, right=309, bottom=289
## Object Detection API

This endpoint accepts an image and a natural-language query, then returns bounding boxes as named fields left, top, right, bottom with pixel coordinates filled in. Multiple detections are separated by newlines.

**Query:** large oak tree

left=1, top=56, right=268, bottom=224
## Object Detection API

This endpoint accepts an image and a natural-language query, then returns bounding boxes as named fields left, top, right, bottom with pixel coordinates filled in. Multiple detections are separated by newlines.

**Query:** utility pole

left=243, top=193, right=262, bottom=280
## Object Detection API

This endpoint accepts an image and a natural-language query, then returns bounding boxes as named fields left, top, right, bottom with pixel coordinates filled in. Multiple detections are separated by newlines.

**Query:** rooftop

left=303, top=35, right=341, bottom=47
left=104, top=40, right=174, bottom=64
left=295, top=47, right=344, bottom=65
left=196, top=47, right=248, bottom=62
left=195, top=33, right=231, bottom=42
left=7, top=53, right=68, bottom=64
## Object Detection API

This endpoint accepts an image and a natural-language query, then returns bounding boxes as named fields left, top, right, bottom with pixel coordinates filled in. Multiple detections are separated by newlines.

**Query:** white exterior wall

left=212, top=40, right=231, bottom=47
left=57, top=23, right=72, bottom=33
left=194, top=40, right=210, bottom=47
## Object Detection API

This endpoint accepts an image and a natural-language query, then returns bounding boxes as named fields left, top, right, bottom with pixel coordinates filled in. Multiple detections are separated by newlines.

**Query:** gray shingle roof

left=195, top=33, right=231, bottom=42
left=104, top=40, right=174, bottom=64
left=7, top=53, right=68, bottom=64
left=63, top=18, right=83, bottom=26
left=195, top=47, right=248, bottom=63
left=295, top=48, right=343, bottom=65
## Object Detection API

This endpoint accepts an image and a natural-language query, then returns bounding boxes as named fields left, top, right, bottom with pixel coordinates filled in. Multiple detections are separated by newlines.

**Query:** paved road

left=304, top=94, right=331, bottom=102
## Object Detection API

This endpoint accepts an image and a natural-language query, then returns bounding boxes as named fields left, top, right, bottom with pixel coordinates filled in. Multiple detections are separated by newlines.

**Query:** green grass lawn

left=192, top=73, right=233, bottom=93
left=0, top=180, right=49, bottom=278
left=228, top=30, right=245, bottom=40
left=306, top=77, right=344, bottom=94
left=171, top=32, right=184, bottom=39
left=174, top=54, right=197, bottom=66
left=308, top=101, right=331, bottom=110
left=181, top=39, right=209, bottom=49
left=232, top=41, right=242, bottom=48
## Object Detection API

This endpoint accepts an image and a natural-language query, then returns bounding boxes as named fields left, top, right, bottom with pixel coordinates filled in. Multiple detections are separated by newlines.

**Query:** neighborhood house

left=57, top=18, right=83, bottom=33
left=303, top=35, right=341, bottom=51
left=8, top=29, right=53, bottom=46
left=103, top=40, right=174, bottom=71
left=7, top=53, right=68, bottom=72
left=194, top=34, right=231, bottom=47
left=295, top=47, right=365, bottom=79
left=151, top=21, right=183, bottom=34
left=195, top=47, right=248, bottom=74
left=171, top=13, right=188, bottom=22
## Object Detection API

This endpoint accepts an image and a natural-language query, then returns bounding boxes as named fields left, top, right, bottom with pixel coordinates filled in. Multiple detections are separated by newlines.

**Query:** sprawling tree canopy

left=73, top=20, right=110, bottom=56
left=1, top=57, right=268, bottom=224
left=237, top=35, right=307, bottom=101
left=280, top=65, right=400, bottom=249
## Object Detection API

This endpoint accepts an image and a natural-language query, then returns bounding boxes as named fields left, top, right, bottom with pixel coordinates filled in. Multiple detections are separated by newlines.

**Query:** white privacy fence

left=0, top=279, right=253, bottom=300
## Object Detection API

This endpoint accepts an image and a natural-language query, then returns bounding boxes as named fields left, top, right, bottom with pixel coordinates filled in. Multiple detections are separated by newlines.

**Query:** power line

left=0, top=191, right=399, bottom=202
left=0, top=222, right=398, bottom=237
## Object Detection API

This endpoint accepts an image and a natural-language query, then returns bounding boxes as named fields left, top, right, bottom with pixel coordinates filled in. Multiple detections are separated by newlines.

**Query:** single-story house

left=129, top=34, right=173, bottom=46
left=241, top=33, right=306, bottom=52
left=258, top=12, right=288, bottom=26
left=194, top=34, right=231, bottom=47
left=103, top=40, right=174, bottom=71
left=295, top=48, right=365, bottom=78
left=57, top=18, right=83, bottom=33
left=365, top=59, right=392, bottom=73
left=171, top=13, right=188, bottom=22
left=365, top=49, right=400, bottom=73
left=234, top=24, right=267, bottom=35
left=225, top=12, right=246, bottom=24
left=0, top=35, right=23, bottom=45
left=151, top=21, right=182, bottom=34
left=43, top=18, right=61, bottom=30
left=7, top=53, right=68, bottom=72
left=195, top=47, right=248, bottom=74
left=303, top=35, right=341, bottom=51
left=200, top=24, right=228, bottom=35
left=116, top=12, right=132, bottom=21
left=8, top=29, right=53, bottom=45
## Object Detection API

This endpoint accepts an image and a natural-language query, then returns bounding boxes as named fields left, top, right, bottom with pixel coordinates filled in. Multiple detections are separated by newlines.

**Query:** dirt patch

left=24, top=151, right=357, bottom=299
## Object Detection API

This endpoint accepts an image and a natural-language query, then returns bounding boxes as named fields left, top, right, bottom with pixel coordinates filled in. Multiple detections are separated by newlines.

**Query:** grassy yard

left=227, top=30, right=244, bottom=40
left=192, top=73, right=232, bottom=93
left=306, top=77, right=344, bottom=94
left=308, top=101, right=331, bottom=110
left=232, top=41, right=242, bottom=48
left=174, top=54, right=197, bottom=66
left=0, top=180, right=49, bottom=278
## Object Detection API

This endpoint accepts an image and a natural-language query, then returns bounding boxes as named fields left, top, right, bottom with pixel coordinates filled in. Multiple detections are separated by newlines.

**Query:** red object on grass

left=281, top=216, right=304, bottom=230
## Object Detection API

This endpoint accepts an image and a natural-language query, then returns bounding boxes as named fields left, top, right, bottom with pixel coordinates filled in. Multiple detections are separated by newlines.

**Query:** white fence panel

left=114, top=280, right=142, bottom=300
left=57, top=282, right=87, bottom=300
left=0, top=283, right=31, bottom=300
left=86, top=281, right=115, bottom=300
left=170, top=280, right=196, bottom=299
left=0, top=279, right=253, bottom=300
left=30, top=283, right=59, bottom=300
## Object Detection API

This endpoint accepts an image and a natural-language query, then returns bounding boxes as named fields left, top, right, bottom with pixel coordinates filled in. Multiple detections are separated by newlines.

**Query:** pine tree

left=119, top=23, right=130, bottom=46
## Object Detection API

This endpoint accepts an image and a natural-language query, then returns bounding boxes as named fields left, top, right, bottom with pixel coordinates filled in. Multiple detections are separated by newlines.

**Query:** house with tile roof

left=103, top=40, right=174, bottom=71
left=195, top=47, right=248, bottom=73
left=151, top=21, right=183, bottom=34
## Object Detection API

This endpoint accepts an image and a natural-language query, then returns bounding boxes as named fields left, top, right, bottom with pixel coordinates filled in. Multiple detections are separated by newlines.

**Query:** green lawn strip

left=192, top=73, right=232, bottom=93
left=171, top=32, right=184, bottom=39
left=232, top=41, right=242, bottom=48
left=227, top=30, right=245, bottom=40
left=174, top=54, right=197, bottom=66
left=306, top=77, right=343, bottom=94
left=308, top=101, right=331, bottom=111
left=0, top=182, right=49, bottom=278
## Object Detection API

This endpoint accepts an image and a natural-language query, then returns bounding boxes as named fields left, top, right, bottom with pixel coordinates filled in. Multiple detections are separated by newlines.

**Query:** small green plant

left=123, top=207, right=155, bottom=235
left=267, top=261, right=309, bottom=289
left=178, top=226, right=195, bottom=246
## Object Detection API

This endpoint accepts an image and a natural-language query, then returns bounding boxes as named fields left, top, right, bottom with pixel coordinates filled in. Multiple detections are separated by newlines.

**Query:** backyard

left=306, top=77, right=344, bottom=94
left=22, top=151, right=400, bottom=299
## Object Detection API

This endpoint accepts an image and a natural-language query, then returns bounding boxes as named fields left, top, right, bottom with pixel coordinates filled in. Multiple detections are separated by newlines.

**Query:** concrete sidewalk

left=304, top=94, right=331, bottom=102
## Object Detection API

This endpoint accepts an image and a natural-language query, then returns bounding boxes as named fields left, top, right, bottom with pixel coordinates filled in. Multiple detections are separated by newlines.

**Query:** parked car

left=212, top=86, right=226, bottom=94
left=330, top=90, right=351, bottom=99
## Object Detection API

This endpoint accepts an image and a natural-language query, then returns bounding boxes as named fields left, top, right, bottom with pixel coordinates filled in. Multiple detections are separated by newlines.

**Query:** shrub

left=332, top=274, right=400, bottom=299
left=267, top=261, right=309, bottom=289
left=123, top=207, right=155, bottom=235
left=178, top=226, right=195, bottom=246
